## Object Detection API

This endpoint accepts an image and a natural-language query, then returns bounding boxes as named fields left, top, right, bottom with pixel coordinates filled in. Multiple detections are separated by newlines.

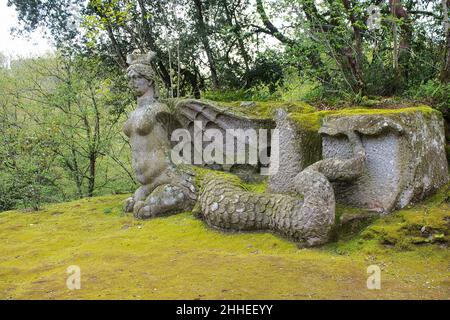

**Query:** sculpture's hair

left=126, top=51, right=157, bottom=81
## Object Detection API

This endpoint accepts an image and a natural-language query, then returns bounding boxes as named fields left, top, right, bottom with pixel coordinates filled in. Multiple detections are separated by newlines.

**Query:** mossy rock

left=214, top=100, right=316, bottom=120
left=288, top=105, right=440, bottom=132
left=329, top=205, right=380, bottom=242
left=170, top=98, right=316, bottom=121
left=360, top=183, right=450, bottom=247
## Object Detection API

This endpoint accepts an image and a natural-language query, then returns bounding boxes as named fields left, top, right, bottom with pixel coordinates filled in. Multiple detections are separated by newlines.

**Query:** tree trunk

left=183, top=68, right=201, bottom=99
left=137, top=0, right=172, bottom=90
left=87, top=152, right=96, bottom=197
left=440, top=0, right=450, bottom=83
left=256, top=0, right=294, bottom=45
left=389, top=0, right=411, bottom=91
left=342, top=0, right=365, bottom=93
left=193, top=0, right=220, bottom=89
left=71, top=146, right=84, bottom=199
left=223, top=0, right=250, bottom=73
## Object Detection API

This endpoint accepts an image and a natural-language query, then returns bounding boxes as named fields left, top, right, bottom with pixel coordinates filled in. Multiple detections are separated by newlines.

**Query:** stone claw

left=132, top=200, right=145, bottom=218
left=123, top=197, right=135, bottom=213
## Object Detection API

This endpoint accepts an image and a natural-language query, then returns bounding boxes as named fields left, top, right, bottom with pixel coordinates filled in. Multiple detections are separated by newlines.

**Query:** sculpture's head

left=126, top=51, right=157, bottom=97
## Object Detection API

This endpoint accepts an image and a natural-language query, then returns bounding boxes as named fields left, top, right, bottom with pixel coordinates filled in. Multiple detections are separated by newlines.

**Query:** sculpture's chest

left=124, top=107, right=155, bottom=137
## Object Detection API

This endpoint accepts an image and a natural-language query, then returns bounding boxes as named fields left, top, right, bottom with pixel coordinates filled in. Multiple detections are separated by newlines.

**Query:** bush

left=202, top=89, right=252, bottom=102
left=408, top=80, right=450, bottom=115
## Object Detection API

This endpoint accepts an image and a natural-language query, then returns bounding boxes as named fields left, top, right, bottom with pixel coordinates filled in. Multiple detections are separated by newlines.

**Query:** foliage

left=407, top=80, right=450, bottom=116
left=7, top=0, right=450, bottom=100
left=202, top=89, right=252, bottom=102
left=0, top=126, right=60, bottom=211
left=0, top=55, right=136, bottom=210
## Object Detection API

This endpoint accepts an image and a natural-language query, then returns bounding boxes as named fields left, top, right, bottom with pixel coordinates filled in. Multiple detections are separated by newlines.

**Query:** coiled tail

left=197, top=130, right=366, bottom=246
left=198, top=168, right=335, bottom=246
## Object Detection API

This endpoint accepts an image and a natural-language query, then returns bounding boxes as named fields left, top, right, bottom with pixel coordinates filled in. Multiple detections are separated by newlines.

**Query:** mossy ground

left=1, top=184, right=449, bottom=300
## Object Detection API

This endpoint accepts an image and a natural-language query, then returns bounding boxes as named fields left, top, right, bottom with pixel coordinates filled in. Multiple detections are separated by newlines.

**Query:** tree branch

left=255, top=0, right=294, bottom=45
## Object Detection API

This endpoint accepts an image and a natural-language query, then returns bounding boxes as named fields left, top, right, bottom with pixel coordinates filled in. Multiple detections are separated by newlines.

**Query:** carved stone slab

left=320, top=110, right=449, bottom=212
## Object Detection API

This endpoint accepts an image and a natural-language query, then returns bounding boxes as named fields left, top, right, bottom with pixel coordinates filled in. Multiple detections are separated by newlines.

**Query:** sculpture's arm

left=312, top=115, right=405, bottom=182
left=307, top=131, right=366, bottom=182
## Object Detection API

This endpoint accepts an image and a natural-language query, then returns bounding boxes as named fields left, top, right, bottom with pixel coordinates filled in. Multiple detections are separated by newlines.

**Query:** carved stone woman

left=123, top=52, right=196, bottom=218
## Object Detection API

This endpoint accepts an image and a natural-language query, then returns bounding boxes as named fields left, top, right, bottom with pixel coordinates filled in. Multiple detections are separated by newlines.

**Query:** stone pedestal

left=320, top=110, right=448, bottom=212
left=269, top=107, right=449, bottom=213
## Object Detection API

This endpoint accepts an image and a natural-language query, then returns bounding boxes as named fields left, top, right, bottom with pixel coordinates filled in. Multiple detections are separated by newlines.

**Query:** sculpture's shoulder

left=124, top=102, right=173, bottom=137
left=148, top=101, right=174, bottom=123
left=147, top=101, right=180, bottom=135
left=138, top=101, right=171, bottom=124
left=150, top=101, right=171, bottom=115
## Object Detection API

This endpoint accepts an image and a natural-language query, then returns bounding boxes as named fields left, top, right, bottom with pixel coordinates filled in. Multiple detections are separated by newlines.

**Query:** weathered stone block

left=268, top=107, right=448, bottom=213
left=268, top=110, right=322, bottom=193
left=320, top=109, right=449, bottom=212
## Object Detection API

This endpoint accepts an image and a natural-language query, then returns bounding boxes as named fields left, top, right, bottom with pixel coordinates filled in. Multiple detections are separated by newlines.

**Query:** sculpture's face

left=127, top=69, right=152, bottom=97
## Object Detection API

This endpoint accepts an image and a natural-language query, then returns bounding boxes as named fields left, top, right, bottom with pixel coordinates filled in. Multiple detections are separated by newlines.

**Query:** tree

left=191, top=0, right=220, bottom=89
left=440, top=0, right=450, bottom=83
left=7, top=0, right=450, bottom=99
left=6, top=55, right=133, bottom=198
left=0, top=63, right=61, bottom=210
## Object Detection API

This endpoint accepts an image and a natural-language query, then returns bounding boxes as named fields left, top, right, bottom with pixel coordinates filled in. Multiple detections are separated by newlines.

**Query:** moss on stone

left=171, top=98, right=439, bottom=125
left=289, top=112, right=324, bottom=132
left=360, top=183, right=450, bottom=247
left=328, top=205, right=379, bottom=242
left=288, top=105, right=439, bottom=132
left=210, top=100, right=316, bottom=120
left=328, top=105, right=437, bottom=117
left=329, top=186, right=448, bottom=251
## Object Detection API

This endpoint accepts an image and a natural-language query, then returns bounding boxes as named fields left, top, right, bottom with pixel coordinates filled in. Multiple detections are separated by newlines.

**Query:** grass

left=0, top=186, right=449, bottom=300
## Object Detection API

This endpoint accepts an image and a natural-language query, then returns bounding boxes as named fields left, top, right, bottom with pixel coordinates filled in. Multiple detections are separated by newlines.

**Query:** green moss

left=191, top=166, right=268, bottom=193
left=173, top=98, right=438, bottom=125
left=328, top=105, right=437, bottom=116
left=329, top=205, right=379, bottom=242
left=0, top=184, right=449, bottom=299
left=192, top=166, right=240, bottom=189
left=210, top=100, right=316, bottom=120
left=360, top=183, right=450, bottom=247
left=289, top=112, right=324, bottom=131
left=288, top=105, right=439, bottom=132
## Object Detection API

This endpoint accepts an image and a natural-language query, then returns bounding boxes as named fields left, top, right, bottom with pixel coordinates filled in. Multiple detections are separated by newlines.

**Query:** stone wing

left=172, top=99, right=275, bottom=179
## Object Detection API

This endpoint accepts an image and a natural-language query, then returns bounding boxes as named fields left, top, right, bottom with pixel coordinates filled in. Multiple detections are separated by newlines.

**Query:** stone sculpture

left=196, top=112, right=367, bottom=246
left=172, top=99, right=275, bottom=181
left=123, top=51, right=449, bottom=246
left=319, top=112, right=449, bottom=212
left=123, top=52, right=196, bottom=218
left=271, top=109, right=449, bottom=213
